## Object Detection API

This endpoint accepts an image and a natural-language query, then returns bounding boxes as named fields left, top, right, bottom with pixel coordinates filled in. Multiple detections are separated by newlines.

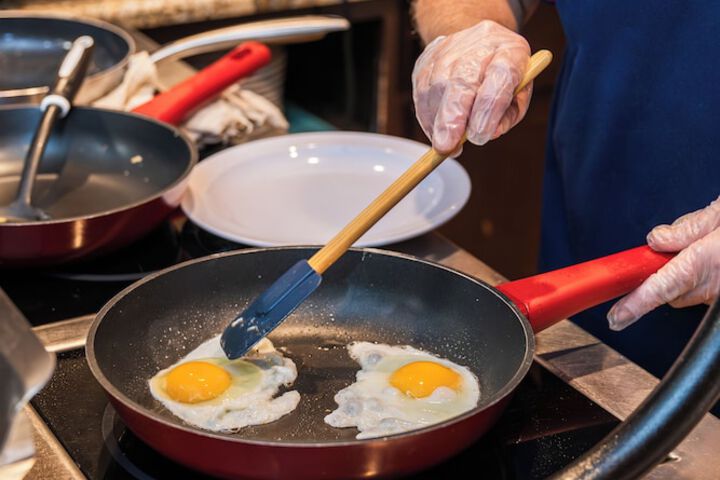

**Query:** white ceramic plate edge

left=182, top=132, right=471, bottom=247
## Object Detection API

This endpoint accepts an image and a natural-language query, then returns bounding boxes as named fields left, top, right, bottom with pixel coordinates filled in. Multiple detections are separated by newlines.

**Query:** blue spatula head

left=221, top=260, right=322, bottom=359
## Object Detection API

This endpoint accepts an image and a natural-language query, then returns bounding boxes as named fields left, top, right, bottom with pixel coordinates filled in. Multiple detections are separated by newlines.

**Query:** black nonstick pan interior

left=0, top=107, right=192, bottom=219
left=89, top=248, right=534, bottom=444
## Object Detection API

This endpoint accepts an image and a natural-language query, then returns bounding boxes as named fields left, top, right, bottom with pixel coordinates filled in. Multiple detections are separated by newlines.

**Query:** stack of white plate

left=238, top=46, right=286, bottom=108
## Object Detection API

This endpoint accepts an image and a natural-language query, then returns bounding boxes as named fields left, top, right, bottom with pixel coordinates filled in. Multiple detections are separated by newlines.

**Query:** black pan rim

left=0, top=105, right=197, bottom=226
left=86, top=246, right=536, bottom=448
left=0, top=11, right=135, bottom=99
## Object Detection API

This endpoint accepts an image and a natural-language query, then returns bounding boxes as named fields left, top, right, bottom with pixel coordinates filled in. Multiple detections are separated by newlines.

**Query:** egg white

left=324, top=342, right=480, bottom=439
left=149, top=336, right=299, bottom=432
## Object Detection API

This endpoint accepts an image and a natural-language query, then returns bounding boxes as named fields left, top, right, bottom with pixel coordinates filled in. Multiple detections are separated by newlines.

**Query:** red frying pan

left=0, top=41, right=270, bottom=266
left=86, top=244, right=671, bottom=479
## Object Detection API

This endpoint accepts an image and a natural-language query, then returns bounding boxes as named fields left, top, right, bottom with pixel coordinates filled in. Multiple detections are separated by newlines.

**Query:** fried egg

left=324, top=342, right=480, bottom=439
left=149, top=336, right=299, bottom=432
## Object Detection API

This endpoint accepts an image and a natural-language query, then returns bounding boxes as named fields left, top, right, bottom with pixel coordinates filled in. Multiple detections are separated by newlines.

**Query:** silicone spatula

left=221, top=49, right=554, bottom=359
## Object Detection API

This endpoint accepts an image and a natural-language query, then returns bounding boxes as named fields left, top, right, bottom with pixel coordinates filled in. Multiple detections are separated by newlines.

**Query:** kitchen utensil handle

left=17, top=36, right=94, bottom=207
left=149, top=16, right=350, bottom=63
left=308, top=50, right=553, bottom=274
left=133, top=41, right=271, bottom=125
left=48, top=36, right=95, bottom=108
left=497, top=246, right=673, bottom=333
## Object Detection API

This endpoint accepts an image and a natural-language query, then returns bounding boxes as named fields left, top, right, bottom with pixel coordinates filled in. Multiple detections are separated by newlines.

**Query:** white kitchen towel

left=93, top=51, right=288, bottom=147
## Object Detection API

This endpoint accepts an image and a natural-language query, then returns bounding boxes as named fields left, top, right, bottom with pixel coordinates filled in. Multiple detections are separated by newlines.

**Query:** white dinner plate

left=181, top=132, right=471, bottom=247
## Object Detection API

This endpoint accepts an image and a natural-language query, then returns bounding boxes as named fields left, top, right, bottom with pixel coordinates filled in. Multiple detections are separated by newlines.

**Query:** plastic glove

left=607, top=197, right=720, bottom=330
left=412, top=20, right=531, bottom=154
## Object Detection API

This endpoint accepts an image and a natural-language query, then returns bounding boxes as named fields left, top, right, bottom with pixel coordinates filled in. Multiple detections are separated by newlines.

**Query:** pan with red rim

left=86, top=244, right=671, bottom=479
left=0, top=41, right=270, bottom=266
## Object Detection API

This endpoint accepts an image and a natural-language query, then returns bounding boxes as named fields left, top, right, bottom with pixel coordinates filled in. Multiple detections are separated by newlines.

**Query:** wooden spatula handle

left=308, top=49, right=553, bottom=274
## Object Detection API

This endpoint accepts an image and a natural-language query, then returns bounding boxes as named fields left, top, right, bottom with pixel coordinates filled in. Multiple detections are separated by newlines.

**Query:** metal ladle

left=0, top=36, right=94, bottom=223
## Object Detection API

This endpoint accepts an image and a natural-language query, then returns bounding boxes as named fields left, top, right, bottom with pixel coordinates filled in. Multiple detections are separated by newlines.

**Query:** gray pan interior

left=0, top=16, right=130, bottom=91
left=0, top=107, right=193, bottom=220
left=88, top=248, right=535, bottom=445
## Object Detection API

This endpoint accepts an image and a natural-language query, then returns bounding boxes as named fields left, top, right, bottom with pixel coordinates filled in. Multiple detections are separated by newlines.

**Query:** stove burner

left=46, top=221, right=184, bottom=283
left=101, top=405, right=155, bottom=480
left=47, top=220, right=248, bottom=283
left=101, top=404, right=217, bottom=480
left=32, top=347, right=620, bottom=480
left=179, top=220, right=247, bottom=258
left=0, top=220, right=251, bottom=325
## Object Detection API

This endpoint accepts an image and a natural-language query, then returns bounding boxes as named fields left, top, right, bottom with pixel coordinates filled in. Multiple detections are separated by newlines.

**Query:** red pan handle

left=496, top=246, right=673, bottom=333
left=132, top=41, right=271, bottom=125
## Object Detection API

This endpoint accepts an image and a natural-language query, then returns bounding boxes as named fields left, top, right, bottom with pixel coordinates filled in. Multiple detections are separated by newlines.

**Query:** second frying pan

left=0, top=42, right=271, bottom=266
left=87, top=245, right=671, bottom=479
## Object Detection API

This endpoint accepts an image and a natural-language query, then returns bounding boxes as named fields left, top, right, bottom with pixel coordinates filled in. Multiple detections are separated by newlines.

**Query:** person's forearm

left=412, top=0, right=539, bottom=44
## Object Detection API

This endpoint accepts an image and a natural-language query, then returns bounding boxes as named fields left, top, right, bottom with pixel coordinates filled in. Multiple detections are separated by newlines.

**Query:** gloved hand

left=412, top=20, right=531, bottom=154
left=608, top=197, right=720, bottom=330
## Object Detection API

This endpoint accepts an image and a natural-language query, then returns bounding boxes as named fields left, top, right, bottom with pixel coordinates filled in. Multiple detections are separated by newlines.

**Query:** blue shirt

left=540, top=0, right=719, bottom=378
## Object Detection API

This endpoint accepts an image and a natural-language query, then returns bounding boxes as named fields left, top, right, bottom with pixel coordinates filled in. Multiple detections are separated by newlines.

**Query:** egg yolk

left=164, top=361, right=231, bottom=403
left=390, top=361, right=462, bottom=398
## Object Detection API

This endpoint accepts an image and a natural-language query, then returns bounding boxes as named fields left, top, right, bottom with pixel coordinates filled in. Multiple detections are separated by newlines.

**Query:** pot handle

left=496, top=246, right=673, bottom=332
left=132, top=41, right=271, bottom=125
left=149, top=15, right=350, bottom=63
